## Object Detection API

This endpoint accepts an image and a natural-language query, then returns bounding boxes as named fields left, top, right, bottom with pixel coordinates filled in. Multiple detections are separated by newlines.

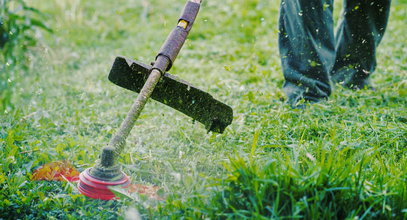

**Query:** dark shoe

left=284, top=83, right=323, bottom=109
left=345, top=79, right=375, bottom=90
left=286, top=91, right=316, bottom=109
left=331, top=68, right=373, bottom=90
left=334, top=78, right=375, bottom=90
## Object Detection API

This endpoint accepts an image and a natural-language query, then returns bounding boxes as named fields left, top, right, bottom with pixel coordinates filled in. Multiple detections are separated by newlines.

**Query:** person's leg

left=331, top=0, right=391, bottom=89
left=279, top=0, right=335, bottom=107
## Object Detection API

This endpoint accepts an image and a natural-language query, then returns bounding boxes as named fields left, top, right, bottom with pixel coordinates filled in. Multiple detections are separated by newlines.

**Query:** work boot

left=331, top=66, right=375, bottom=90
left=284, top=82, right=323, bottom=109
left=346, top=78, right=374, bottom=90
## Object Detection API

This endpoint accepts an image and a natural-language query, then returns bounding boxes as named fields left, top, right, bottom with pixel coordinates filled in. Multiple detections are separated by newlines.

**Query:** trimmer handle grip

left=153, top=0, right=201, bottom=73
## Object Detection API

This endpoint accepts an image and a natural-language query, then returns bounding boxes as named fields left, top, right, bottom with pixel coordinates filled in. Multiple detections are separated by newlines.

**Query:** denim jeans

left=278, top=0, right=391, bottom=104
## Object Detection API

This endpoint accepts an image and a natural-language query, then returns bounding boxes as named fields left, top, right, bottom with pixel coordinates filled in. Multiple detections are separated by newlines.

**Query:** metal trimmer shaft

left=91, top=0, right=232, bottom=172
left=108, top=0, right=204, bottom=156
left=80, top=0, right=233, bottom=200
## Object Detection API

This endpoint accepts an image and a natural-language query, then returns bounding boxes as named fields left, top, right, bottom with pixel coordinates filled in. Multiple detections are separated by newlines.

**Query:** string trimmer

left=78, top=0, right=233, bottom=200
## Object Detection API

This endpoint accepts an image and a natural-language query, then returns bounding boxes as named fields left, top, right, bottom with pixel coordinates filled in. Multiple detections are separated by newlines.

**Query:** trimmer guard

left=108, top=56, right=233, bottom=133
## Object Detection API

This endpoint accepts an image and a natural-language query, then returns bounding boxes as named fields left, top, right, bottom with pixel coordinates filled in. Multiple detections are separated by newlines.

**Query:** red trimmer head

left=78, top=147, right=130, bottom=200
left=78, top=168, right=130, bottom=200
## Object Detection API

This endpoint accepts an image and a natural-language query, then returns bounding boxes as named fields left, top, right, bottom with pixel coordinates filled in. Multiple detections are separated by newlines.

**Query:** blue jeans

left=279, top=0, right=391, bottom=104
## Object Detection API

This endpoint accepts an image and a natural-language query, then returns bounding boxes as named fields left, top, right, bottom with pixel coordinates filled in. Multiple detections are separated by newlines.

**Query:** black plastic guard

left=108, top=56, right=233, bottom=133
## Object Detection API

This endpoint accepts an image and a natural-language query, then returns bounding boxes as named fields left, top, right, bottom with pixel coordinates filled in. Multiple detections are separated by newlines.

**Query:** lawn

left=1, top=0, right=406, bottom=219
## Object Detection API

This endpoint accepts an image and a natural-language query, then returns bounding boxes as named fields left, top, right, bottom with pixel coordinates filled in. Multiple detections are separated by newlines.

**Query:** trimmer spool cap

left=78, top=168, right=130, bottom=200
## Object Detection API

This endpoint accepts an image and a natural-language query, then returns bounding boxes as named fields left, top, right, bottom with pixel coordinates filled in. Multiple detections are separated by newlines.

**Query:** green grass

left=1, top=0, right=406, bottom=219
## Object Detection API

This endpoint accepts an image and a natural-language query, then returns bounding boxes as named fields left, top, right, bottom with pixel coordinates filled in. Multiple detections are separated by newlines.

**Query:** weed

left=0, top=0, right=51, bottom=111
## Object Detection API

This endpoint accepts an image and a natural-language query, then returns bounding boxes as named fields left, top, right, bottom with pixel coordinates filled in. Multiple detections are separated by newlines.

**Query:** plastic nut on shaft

left=100, top=147, right=116, bottom=167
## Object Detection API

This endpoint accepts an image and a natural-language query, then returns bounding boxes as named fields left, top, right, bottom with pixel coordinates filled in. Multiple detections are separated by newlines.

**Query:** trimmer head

left=78, top=148, right=130, bottom=200
left=78, top=168, right=130, bottom=200
left=109, top=56, right=233, bottom=133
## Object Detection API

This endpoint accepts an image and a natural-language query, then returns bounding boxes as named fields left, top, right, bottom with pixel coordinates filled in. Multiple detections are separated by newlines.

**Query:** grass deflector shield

left=78, top=0, right=233, bottom=200
left=109, top=57, right=233, bottom=133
